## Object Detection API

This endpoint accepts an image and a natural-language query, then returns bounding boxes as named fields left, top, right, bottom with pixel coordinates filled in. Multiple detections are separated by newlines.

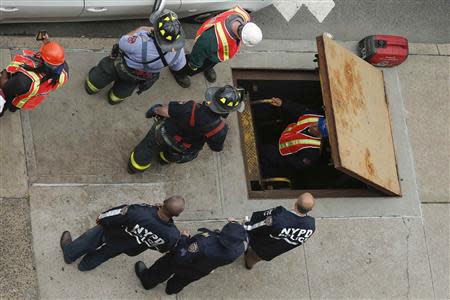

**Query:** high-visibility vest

left=278, top=114, right=323, bottom=156
left=195, top=5, right=250, bottom=62
left=6, top=49, right=68, bottom=110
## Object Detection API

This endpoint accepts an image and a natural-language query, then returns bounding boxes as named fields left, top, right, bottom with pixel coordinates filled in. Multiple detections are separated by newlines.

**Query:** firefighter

left=260, top=97, right=328, bottom=178
left=84, top=9, right=187, bottom=105
left=171, top=6, right=262, bottom=88
left=134, top=219, right=248, bottom=294
left=127, top=85, right=244, bottom=174
left=0, top=34, right=68, bottom=117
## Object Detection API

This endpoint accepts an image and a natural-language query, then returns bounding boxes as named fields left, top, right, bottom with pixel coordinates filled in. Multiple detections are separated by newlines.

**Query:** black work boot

left=171, top=70, right=191, bottom=88
left=60, top=231, right=73, bottom=264
left=135, top=261, right=154, bottom=290
left=203, top=67, right=217, bottom=83
left=127, top=161, right=137, bottom=174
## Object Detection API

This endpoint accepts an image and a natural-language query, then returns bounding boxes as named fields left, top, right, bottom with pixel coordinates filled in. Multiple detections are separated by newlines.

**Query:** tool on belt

left=358, top=35, right=408, bottom=67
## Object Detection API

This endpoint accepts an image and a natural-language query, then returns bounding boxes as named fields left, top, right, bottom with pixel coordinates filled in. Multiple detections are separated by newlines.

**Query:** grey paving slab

left=29, top=185, right=170, bottom=300
left=422, top=204, right=450, bottom=299
left=0, top=49, right=28, bottom=198
left=437, top=44, right=450, bottom=56
left=409, top=43, right=439, bottom=55
left=305, top=217, right=434, bottom=299
left=0, top=198, right=38, bottom=300
left=23, top=50, right=208, bottom=185
left=397, top=55, right=450, bottom=202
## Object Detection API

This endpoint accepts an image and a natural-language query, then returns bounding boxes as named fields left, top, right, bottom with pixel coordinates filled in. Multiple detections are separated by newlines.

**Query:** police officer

left=59, top=195, right=185, bottom=271
left=127, top=85, right=244, bottom=174
left=243, top=192, right=315, bottom=269
left=0, top=33, right=68, bottom=117
left=260, top=97, right=328, bottom=178
left=134, top=219, right=248, bottom=294
left=171, top=5, right=262, bottom=88
left=84, top=9, right=187, bottom=105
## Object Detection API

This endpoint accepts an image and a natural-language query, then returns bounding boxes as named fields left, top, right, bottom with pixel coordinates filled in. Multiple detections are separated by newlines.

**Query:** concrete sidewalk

left=0, top=38, right=449, bottom=300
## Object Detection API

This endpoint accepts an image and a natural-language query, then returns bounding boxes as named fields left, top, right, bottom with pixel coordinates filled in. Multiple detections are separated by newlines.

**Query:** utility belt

left=113, top=55, right=156, bottom=81
left=154, top=120, right=199, bottom=164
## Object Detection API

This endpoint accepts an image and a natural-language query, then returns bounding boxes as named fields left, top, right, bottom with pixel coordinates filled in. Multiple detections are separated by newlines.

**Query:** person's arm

left=96, top=204, right=130, bottom=228
left=168, top=48, right=187, bottom=72
left=154, top=105, right=170, bottom=118
left=271, top=97, right=314, bottom=120
left=206, top=124, right=228, bottom=152
left=243, top=206, right=281, bottom=233
left=125, top=26, right=153, bottom=37
left=118, top=28, right=151, bottom=54
left=2, top=73, right=32, bottom=103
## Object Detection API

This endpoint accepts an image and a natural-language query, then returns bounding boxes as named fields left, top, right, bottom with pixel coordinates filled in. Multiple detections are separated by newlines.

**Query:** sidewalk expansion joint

left=31, top=182, right=164, bottom=188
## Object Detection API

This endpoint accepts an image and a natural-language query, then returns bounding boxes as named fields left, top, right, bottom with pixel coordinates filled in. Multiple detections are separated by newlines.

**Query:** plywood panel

left=317, top=35, right=401, bottom=196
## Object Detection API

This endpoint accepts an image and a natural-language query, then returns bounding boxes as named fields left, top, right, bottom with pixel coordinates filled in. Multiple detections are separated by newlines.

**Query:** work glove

left=146, top=104, right=162, bottom=118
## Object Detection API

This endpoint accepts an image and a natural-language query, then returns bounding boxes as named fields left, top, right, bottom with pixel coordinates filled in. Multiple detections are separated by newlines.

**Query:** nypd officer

left=243, top=192, right=315, bottom=269
left=134, top=219, right=248, bottom=294
left=84, top=9, right=187, bottom=104
left=127, top=85, right=244, bottom=174
left=171, top=5, right=262, bottom=88
left=59, top=195, right=185, bottom=271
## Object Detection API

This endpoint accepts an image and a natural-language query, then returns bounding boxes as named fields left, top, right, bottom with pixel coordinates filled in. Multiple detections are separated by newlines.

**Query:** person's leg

left=107, top=79, right=139, bottom=105
left=85, top=57, right=118, bottom=94
left=77, top=242, right=123, bottom=271
left=244, top=246, right=262, bottom=270
left=62, top=225, right=105, bottom=263
left=165, top=271, right=206, bottom=295
left=136, top=253, right=176, bottom=290
left=128, top=123, right=159, bottom=173
left=201, top=60, right=217, bottom=83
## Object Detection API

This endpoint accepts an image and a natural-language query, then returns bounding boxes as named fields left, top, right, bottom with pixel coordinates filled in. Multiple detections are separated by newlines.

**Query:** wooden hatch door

left=316, top=34, right=401, bottom=196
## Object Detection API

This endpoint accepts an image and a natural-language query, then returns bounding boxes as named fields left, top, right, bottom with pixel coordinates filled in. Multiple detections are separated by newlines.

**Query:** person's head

left=162, top=195, right=185, bottom=218
left=24, top=41, right=65, bottom=85
left=205, top=85, right=245, bottom=115
left=294, top=192, right=315, bottom=215
left=149, top=9, right=185, bottom=52
left=237, top=22, right=262, bottom=47
left=218, top=222, right=248, bottom=250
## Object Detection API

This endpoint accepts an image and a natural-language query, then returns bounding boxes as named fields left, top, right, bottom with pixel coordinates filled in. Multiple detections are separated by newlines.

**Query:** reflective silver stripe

left=243, top=220, right=266, bottom=231
left=98, top=208, right=123, bottom=219
left=269, top=234, right=300, bottom=246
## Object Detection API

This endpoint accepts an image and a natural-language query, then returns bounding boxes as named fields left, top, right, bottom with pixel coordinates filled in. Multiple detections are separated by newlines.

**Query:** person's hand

left=154, top=202, right=163, bottom=208
left=181, top=229, right=190, bottom=237
left=42, top=33, right=50, bottom=44
left=145, top=104, right=162, bottom=118
left=271, top=97, right=283, bottom=107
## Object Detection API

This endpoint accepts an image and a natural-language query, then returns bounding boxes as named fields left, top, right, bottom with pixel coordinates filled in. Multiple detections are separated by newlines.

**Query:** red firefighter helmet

left=39, top=42, right=65, bottom=66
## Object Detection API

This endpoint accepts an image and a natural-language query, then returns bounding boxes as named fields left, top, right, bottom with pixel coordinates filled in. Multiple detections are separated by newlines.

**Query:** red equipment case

left=358, top=35, right=409, bottom=67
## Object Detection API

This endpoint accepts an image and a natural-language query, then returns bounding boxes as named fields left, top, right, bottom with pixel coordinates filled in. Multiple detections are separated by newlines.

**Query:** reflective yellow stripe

left=159, top=152, right=170, bottom=163
left=216, top=22, right=229, bottom=61
left=109, top=90, right=123, bottom=102
left=279, top=139, right=321, bottom=149
left=297, top=117, right=319, bottom=125
left=130, top=152, right=151, bottom=171
left=86, top=76, right=100, bottom=93
left=15, top=72, right=40, bottom=109
left=57, top=72, right=67, bottom=89
left=233, top=6, right=250, bottom=22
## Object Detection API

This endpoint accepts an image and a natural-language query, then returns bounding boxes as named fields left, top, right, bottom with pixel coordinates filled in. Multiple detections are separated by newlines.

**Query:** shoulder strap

left=152, top=34, right=169, bottom=67
left=189, top=101, right=197, bottom=127
left=205, top=121, right=225, bottom=138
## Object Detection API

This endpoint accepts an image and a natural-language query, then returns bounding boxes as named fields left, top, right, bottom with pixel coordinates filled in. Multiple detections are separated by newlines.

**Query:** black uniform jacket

left=244, top=206, right=315, bottom=261
left=97, top=204, right=180, bottom=255
left=172, top=228, right=245, bottom=275
left=164, top=100, right=228, bottom=152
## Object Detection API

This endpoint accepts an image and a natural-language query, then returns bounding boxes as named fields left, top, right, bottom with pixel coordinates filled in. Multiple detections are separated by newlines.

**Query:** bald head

left=295, top=192, right=315, bottom=215
left=163, top=195, right=185, bottom=217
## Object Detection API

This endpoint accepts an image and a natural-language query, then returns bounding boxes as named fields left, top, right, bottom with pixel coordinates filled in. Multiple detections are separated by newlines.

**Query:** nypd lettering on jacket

left=124, top=224, right=165, bottom=249
left=96, top=203, right=180, bottom=253
left=244, top=206, right=315, bottom=261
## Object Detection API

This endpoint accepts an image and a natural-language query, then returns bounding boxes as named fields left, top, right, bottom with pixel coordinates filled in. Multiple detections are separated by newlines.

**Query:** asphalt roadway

left=0, top=0, right=448, bottom=43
